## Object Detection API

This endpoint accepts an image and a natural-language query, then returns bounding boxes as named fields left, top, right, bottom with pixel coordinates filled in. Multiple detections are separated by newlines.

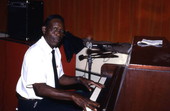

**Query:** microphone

left=86, top=49, right=102, bottom=55
left=79, top=55, right=88, bottom=61
left=85, top=41, right=98, bottom=49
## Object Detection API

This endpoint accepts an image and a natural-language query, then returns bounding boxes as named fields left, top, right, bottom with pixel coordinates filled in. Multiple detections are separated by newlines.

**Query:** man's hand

left=72, top=93, right=100, bottom=111
left=77, top=77, right=104, bottom=92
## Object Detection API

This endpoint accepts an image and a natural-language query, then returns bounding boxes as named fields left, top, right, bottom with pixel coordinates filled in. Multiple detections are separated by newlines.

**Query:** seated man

left=16, top=14, right=103, bottom=111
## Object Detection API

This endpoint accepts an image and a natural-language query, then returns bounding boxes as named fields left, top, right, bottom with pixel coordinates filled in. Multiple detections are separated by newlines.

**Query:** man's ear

left=42, top=26, right=46, bottom=34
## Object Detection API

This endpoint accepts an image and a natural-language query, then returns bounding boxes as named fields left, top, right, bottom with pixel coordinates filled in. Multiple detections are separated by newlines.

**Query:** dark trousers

left=18, top=98, right=82, bottom=111
left=17, top=91, right=91, bottom=111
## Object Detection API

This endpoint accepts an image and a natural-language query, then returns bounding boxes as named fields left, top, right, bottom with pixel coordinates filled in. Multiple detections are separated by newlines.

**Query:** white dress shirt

left=16, top=36, right=64, bottom=99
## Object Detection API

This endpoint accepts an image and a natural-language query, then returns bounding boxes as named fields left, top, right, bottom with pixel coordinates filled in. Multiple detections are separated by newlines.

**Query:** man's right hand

left=72, top=93, right=100, bottom=111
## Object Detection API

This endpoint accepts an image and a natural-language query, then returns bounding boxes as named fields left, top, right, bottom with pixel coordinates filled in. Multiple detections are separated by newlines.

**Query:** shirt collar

left=40, top=36, right=55, bottom=54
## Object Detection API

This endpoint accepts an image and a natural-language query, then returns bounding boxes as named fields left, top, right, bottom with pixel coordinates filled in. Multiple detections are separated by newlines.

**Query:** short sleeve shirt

left=16, top=36, right=64, bottom=99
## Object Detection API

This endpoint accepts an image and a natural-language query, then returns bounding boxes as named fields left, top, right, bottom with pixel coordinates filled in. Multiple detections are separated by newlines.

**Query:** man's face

left=43, top=19, right=64, bottom=48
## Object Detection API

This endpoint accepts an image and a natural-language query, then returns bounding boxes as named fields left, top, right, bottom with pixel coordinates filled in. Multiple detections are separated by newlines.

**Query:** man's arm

left=58, top=75, right=80, bottom=85
left=33, top=83, right=100, bottom=111
left=59, top=75, right=104, bottom=91
left=33, top=83, right=73, bottom=100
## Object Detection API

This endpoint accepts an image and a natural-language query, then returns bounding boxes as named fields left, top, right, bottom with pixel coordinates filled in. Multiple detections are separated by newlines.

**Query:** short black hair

left=43, top=14, right=64, bottom=27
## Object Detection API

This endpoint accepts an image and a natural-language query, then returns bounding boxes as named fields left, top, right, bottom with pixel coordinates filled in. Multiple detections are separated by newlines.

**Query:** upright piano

left=92, top=36, right=170, bottom=111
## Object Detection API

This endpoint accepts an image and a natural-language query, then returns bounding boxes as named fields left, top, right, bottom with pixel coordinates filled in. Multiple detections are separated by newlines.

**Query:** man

left=16, top=14, right=103, bottom=111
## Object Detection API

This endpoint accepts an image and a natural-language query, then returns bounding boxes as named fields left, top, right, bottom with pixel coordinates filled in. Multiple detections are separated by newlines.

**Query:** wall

left=43, top=0, right=170, bottom=42
left=0, top=39, right=28, bottom=111
left=1, top=0, right=170, bottom=43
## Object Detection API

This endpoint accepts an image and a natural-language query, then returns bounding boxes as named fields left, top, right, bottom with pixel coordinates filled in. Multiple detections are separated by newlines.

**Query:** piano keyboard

left=86, top=77, right=107, bottom=111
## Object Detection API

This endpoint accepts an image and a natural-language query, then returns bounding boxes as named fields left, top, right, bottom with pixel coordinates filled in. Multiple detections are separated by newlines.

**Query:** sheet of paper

left=137, top=39, right=163, bottom=47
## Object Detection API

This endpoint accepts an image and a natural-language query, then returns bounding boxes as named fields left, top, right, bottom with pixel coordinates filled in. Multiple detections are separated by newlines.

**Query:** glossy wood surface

left=113, top=36, right=170, bottom=111
left=130, top=36, right=170, bottom=67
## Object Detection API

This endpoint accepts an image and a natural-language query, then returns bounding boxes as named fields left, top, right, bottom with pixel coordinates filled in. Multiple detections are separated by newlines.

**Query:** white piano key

left=90, top=77, right=106, bottom=101
left=86, top=77, right=107, bottom=111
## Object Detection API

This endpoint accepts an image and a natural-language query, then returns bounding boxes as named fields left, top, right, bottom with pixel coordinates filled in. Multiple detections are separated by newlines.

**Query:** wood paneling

left=1, top=0, right=170, bottom=42
left=0, top=39, right=29, bottom=111
left=43, top=0, right=170, bottom=43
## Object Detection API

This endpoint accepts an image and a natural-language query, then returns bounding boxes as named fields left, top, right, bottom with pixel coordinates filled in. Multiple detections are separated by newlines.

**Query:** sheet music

left=86, top=77, right=107, bottom=111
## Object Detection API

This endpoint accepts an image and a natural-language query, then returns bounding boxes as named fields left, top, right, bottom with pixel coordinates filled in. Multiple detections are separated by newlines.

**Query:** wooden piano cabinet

left=99, top=63, right=125, bottom=111
left=101, top=64, right=122, bottom=78
left=114, top=36, right=170, bottom=111
left=114, top=66, right=170, bottom=111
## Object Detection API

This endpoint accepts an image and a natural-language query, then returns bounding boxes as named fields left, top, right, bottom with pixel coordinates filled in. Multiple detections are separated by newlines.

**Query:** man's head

left=42, top=14, right=65, bottom=48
